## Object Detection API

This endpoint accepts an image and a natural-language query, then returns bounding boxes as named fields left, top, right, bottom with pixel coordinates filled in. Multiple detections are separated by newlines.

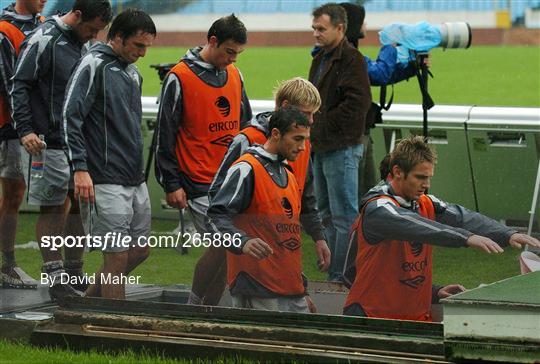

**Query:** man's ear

left=73, top=9, right=83, bottom=23
left=270, top=128, right=281, bottom=140
left=391, top=164, right=403, bottom=179
left=280, top=100, right=290, bottom=108
left=208, top=35, right=219, bottom=48
left=109, top=34, right=122, bottom=48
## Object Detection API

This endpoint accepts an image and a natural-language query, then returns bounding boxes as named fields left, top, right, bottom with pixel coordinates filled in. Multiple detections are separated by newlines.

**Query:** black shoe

left=72, top=282, right=89, bottom=292
left=70, top=274, right=90, bottom=292
left=64, top=264, right=88, bottom=292
left=49, top=283, right=85, bottom=303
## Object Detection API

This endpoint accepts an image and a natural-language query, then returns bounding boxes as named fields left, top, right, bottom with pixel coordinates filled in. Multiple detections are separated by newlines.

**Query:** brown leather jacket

left=308, top=37, right=372, bottom=153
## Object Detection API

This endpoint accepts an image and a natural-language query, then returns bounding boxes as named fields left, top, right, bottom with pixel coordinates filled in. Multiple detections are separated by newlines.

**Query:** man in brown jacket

left=308, top=2, right=371, bottom=282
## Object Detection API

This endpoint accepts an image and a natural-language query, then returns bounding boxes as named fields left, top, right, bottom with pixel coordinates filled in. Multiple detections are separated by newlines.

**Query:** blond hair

left=274, top=77, right=321, bottom=112
left=390, top=135, right=437, bottom=176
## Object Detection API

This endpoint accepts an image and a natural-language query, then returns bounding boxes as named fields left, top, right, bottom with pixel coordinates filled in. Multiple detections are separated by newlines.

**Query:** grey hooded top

left=11, top=15, right=86, bottom=149
left=63, top=43, right=145, bottom=186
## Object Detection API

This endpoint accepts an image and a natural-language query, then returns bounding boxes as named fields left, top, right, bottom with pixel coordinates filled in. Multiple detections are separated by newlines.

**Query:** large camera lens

left=438, top=22, right=472, bottom=49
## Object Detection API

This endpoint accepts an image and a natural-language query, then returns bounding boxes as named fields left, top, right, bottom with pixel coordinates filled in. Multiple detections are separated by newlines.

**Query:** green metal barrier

left=370, top=105, right=477, bottom=210
left=466, top=107, right=540, bottom=222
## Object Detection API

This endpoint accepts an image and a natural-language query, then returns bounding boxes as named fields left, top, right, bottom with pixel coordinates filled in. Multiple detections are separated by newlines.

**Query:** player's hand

left=305, top=295, right=318, bottom=313
left=74, top=171, right=94, bottom=204
left=508, top=233, right=540, bottom=249
left=466, top=235, right=504, bottom=254
left=242, top=238, right=273, bottom=260
left=21, top=132, right=45, bottom=156
left=315, top=239, right=331, bottom=272
left=166, top=188, right=187, bottom=209
left=423, top=54, right=432, bottom=68
left=438, top=284, right=466, bottom=299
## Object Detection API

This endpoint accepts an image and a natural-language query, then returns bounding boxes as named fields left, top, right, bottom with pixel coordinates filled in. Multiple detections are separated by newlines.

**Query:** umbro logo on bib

left=399, top=275, right=425, bottom=289
left=279, top=238, right=300, bottom=251
left=210, top=134, right=235, bottom=147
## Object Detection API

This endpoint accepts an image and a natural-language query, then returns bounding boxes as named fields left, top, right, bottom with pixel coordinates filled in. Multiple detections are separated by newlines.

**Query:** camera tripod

left=413, top=52, right=434, bottom=138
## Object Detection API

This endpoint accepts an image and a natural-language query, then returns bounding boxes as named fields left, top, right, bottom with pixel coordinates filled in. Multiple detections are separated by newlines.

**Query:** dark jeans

left=313, top=145, right=363, bottom=282
left=358, top=135, right=377, bottom=203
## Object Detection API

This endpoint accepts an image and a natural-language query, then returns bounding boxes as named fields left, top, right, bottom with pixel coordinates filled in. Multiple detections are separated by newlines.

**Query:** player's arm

left=154, top=72, right=184, bottom=194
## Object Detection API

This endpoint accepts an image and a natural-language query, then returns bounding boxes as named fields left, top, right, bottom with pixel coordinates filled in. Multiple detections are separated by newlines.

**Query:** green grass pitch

left=137, top=45, right=540, bottom=107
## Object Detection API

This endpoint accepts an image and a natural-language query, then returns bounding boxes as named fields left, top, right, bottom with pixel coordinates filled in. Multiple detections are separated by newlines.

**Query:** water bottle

left=30, top=134, right=46, bottom=179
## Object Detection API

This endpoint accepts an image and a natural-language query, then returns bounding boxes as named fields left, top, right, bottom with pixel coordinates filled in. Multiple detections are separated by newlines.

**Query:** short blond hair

left=274, top=77, right=321, bottom=112
left=390, top=135, right=437, bottom=176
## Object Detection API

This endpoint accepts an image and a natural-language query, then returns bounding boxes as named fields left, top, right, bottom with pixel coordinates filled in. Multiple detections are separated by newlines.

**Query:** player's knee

left=104, top=251, right=129, bottom=273
left=133, top=245, right=150, bottom=263
left=2, top=181, right=25, bottom=210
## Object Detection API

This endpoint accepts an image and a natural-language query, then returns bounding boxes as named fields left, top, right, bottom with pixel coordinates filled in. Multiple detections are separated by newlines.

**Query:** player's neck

left=263, top=140, right=278, bottom=156
left=14, top=3, right=31, bottom=15
left=199, top=46, right=213, bottom=66
left=389, top=179, right=407, bottom=201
